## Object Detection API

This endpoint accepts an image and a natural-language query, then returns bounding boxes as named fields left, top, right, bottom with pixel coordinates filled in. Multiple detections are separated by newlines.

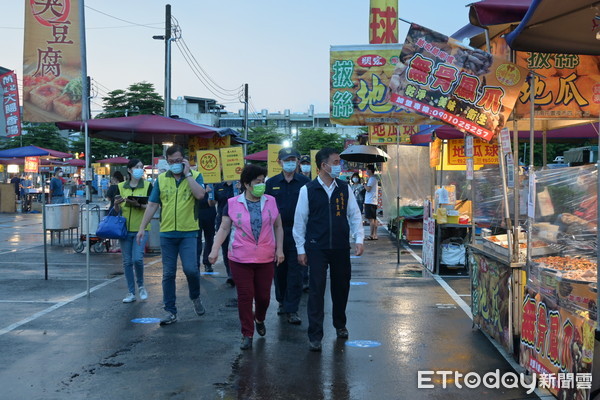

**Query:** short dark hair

left=113, top=171, right=125, bottom=183
left=240, top=164, right=267, bottom=187
left=367, top=165, right=375, bottom=174
left=54, top=167, right=62, bottom=175
left=351, top=172, right=362, bottom=182
left=315, top=148, right=338, bottom=170
left=166, top=145, right=185, bottom=158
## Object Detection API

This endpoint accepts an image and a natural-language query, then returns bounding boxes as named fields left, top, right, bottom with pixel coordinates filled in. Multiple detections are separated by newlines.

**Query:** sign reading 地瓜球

left=389, top=24, right=527, bottom=141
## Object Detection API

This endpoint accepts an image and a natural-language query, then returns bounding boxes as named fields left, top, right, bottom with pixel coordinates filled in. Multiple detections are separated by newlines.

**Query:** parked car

left=553, top=156, right=565, bottom=163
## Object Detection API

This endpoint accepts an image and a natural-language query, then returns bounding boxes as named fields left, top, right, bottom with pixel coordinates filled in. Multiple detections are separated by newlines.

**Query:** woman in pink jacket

left=209, top=164, right=284, bottom=350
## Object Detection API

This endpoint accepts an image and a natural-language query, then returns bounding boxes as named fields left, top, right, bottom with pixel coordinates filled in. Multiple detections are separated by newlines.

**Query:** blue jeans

left=120, top=231, right=148, bottom=294
left=51, top=195, right=64, bottom=204
left=160, top=236, right=200, bottom=315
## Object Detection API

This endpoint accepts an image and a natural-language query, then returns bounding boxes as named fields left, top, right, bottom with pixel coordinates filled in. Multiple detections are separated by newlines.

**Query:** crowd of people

left=109, top=144, right=375, bottom=351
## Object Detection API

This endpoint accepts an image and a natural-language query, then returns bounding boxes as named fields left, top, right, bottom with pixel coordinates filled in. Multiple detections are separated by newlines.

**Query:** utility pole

left=164, top=5, right=171, bottom=117
left=243, top=83, right=249, bottom=156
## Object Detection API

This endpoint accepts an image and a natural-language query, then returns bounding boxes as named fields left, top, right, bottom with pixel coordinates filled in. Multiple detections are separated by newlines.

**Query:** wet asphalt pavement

left=0, top=212, right=542, bottom=399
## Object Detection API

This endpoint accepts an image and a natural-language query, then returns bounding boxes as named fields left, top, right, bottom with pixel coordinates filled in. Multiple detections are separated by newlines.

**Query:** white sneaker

left=139, top=287, right=148, bottom=301
left=122, top=293, right=136, bottom=303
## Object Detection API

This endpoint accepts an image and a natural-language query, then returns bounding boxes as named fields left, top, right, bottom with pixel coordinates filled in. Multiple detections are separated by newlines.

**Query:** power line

left=85, top=6, right=163, bottom=30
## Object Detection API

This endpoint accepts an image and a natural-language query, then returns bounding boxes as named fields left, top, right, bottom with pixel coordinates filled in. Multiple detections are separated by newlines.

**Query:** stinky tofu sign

left=447, top=138, right=498, bottom=165
left=389, top=25, right=527, bottom=141
left=329, top=44, right=437, bottom=126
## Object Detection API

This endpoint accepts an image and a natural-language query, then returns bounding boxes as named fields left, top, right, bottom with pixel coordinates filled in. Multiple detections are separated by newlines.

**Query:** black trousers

left=306, top=248, right=351, bottom=342
left=196, top=210, right=216, bottom=267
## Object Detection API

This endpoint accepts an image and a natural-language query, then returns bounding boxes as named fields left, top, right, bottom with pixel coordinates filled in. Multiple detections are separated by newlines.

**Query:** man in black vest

left=293, top=148, right=364, bottom=352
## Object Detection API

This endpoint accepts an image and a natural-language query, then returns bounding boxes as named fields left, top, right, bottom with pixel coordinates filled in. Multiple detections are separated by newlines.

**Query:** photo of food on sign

left=389, top=24, right=528, bottom=142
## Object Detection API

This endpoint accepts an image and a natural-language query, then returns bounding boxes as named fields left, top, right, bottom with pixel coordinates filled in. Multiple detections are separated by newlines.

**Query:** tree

left=96, top=82, right=163, bottom=118
left=296, top=128, right=346, bottom=154
left=0, top=123, right=68, bottom=150
left=247, top=125, right=289, bottom=155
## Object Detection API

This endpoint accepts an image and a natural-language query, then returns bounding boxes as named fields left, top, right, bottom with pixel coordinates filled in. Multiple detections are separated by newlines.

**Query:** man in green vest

left=137, top=145, right=206, bottom=326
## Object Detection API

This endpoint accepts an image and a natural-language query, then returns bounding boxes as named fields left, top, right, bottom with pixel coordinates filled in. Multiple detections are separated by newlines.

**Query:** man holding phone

left=137, top=145, right=206, bottom=326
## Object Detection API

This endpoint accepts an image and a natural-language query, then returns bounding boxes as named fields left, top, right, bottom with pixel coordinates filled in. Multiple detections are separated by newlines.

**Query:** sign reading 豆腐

left=329, top=44, right=438, bottom=127
left=219, top=147, right=244, bottom=181
left=389, top=24, right=527, bottom=141
left=196, top=150, right=221, bottom=184
left=23, top=0, right=83, bottom=122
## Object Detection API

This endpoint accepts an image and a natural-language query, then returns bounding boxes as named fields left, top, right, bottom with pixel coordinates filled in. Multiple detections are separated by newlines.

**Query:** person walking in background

left=299, top=155, right=312, bottom=179
left=266, top=148, right=309, bottom=325
left=196, top=184, right=217, bottom=273
left=350, top=172, right=365, bottom=215
left=209, top=164, right=284, bottom=350
left=106, top=171, right=125, bottom=209
left=114, top=159, right=152, bottom=303
left=49, top=167, right=64, bottom=204
left=136, top=145, right=206, bottom=326
left=214, top=180, right=238, bottom=287
left=293, top=147, right=364, bottom=352
left=100, top=175, right=110, bottom=201
left=364, top=165, right=379, bottom=240
left=10, top=174, right=21, bottom=200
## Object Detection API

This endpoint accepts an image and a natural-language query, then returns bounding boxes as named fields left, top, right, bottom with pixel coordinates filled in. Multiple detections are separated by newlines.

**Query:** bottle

left=208, top=184, right=214, bottom=201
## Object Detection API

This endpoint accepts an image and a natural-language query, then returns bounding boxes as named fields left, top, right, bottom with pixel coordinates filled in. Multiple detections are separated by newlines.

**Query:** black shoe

left=255, top=320, right=266, bottom=336
left=336, top=328, right=349, bottom=338
left=204, top=264, right=214, bottom=272
left=309, top=341, right=322, bottom=352
left=277, top=304, right=285, bottom=315
left=287, top=312, right=301, bottom=325
left=240, top=336, right=252, bottom=350
left=226, top=278, right=235, bottom=287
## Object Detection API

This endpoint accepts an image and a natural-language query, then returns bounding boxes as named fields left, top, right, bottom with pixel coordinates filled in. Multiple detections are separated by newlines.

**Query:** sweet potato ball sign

left=390, top=24, right=527, bottom=141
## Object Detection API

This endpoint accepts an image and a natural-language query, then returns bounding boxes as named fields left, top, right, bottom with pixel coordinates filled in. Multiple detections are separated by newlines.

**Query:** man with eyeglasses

left=137, top=145, right=207, bottom=326
left=293, top=147, right=364, bottom=352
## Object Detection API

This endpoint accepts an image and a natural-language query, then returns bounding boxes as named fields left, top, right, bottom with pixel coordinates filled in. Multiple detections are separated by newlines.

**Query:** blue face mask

left=282, top=161, right=297, bottom=173
left=301, top=164, right=311, bottom=173
left=169, top=163, right=183, bottom=174
left=328, top=164, right=341, bottom=178
left=132, top=168, right=144, bottom=180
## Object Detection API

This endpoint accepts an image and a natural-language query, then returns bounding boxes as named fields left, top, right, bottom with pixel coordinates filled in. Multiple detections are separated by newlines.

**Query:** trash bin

left=45, top=204, right=71, bottom=230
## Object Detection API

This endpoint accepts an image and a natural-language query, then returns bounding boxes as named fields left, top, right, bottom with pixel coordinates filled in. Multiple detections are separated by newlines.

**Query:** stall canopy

left=505, top=0, right=600, bottom=55
left=244, top=149, right=268, bottom=161
left=97, top=156, right=129, bottom=164
left=56, top=115, right=250, bottom=145
left=469, top=0, right=532, bottom=26
left=0, top=145, right=72, bottom=158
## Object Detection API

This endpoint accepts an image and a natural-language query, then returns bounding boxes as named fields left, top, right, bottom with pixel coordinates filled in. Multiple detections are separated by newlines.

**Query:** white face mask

left=282, top=161, right=297, bottom=173
left=132, top=168, right=144, bottom=179
left=326, top=164, right=341, bottom=179
left=58, top=172, right=63, bottom=177
left=300, top=165, right=311, bottom=173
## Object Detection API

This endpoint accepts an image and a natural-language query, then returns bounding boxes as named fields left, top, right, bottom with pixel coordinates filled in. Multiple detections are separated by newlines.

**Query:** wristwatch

left=185, top=172, right=193, bottom=178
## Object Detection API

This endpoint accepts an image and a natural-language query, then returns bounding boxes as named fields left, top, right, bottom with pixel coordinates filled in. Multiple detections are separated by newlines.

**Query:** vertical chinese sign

left=389, top=25, right=527, bottom=141
left=369, top=0, right=398, bottom=44
left=23, top=0, right=82, bottom=122
left=220, top=147, right=244, bottom=182
left=24, top=157, right=39, bottom=173
left=0, top=71, right=22, bottom=137
left=330, top=44, right=433, bottom=126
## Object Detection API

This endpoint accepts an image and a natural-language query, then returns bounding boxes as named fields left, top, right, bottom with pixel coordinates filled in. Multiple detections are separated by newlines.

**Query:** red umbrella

left=97, top=157, right=129, bottom=164
left=64, top=158, right=86, bottom=166
left=244, top=149, right=268, bottom=161
left=56, top=115, right=217, bottom=145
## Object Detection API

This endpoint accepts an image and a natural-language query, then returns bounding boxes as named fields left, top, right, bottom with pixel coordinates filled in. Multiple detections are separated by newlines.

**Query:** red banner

left=1, top=71, right=22, bottom=137
left=24, top=157, right=39, bottom=173
left=389, top=25, right=527, bottom=141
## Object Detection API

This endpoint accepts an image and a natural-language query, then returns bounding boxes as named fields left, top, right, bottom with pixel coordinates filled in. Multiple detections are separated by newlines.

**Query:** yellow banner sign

left=429, top=138, right=441, bottom=168
left=390, top=25, right=527, bottom=141
left=447, top=138, right=498, bottom=165
left=369, top=0, right=398, bottom=44
left=330, top=44, right=437, bottom=126
left=310, top=149, right=319, bottom=179
left=267, top=144, right=282, bottom=178
left=219, top=147, right=244, bottom=181
left=23, top=0, right=82, bottom=122
left=196, top=150, right=221, bottom=183
left=368, top=125, right=422, bottom=144
left=188, top=136, right=231, bottom=165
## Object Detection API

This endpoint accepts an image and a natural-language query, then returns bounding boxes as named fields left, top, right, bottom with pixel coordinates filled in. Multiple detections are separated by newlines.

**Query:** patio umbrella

left=244, top=149, right=268, bottom=161
left=0, top=145, right=72, bottom=158
left=340, top=145, right=390, bottom=163
left=97, top=156, right=129, bottom=164
left=505, top=0, right=600, bottom=55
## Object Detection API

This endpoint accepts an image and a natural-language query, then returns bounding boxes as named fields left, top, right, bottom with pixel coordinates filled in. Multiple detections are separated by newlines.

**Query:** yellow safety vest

left=157, top=170, right=200, bottom=232
left=118, top=180, right=151, bottom=232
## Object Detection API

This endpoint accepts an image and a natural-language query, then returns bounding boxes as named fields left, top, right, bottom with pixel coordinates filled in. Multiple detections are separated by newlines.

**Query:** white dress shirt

left=293, top=176, right=364, bottom=255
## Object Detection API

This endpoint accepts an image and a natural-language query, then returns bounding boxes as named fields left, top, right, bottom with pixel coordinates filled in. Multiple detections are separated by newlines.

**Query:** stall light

left=282, top=139, right=291, bottom=148
left=7, top=164, right=19, bottom=174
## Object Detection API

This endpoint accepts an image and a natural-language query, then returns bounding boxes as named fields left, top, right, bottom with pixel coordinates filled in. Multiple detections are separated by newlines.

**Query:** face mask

left=327, top=164, right=341, bottom=179
left=251, top=183, right=266, bottom=197
left=352, top=177, right=359, bottom=183
left=282, top=161, right=297, bottom=173
left=132, top=168, right=144, bottom=179
left=301, top=165, right=311, bottom=173
left=169, top=163, right=183, bottom=174
left=58, top=172, right=63, bottom=177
